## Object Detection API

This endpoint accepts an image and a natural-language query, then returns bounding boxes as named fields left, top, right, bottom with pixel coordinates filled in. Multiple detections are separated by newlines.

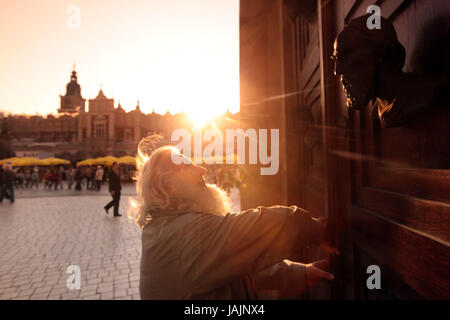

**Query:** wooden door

left=281, top=1, right=337, bottom=299
left=282, top=2, right=326, bottom=221
left=342, top=0, right=450, bottom=299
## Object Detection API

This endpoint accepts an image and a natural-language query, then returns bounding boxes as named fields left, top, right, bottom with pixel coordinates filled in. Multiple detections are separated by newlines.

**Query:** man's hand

left=306, top=259, right=334, bottom=289
left=320, top=243, right=340, bottom=255
left=111, top=190, right=115, bottom=196
left=317, top=217, right=340, bottom=255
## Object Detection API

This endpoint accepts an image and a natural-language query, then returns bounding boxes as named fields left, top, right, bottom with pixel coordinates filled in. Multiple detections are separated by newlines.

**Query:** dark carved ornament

left=333, top=15, right=449, bottom=128
left=283, top=0, right=316, bottom=21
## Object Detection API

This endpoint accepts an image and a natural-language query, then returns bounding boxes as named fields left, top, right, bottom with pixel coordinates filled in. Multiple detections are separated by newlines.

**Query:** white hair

left=128, top=138, right=231, bottom=228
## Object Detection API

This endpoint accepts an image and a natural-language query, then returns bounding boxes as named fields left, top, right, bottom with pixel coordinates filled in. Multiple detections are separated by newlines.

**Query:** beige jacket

left=139, top=205, right=323, bottom=299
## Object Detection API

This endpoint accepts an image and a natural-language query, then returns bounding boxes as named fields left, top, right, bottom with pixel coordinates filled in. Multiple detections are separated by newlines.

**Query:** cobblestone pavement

left=0, top=184, right=241, bottom=300
left=0, top=184, right=141, bottom=300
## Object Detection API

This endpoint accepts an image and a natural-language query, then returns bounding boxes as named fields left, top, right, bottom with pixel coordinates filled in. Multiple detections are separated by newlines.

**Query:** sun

left=188, top=112, right=213, bottom=129
left=185, top=105, right=223, bottom=129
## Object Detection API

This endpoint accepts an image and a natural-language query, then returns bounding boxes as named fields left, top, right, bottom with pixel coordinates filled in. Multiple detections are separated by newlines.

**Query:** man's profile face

left=333, top=30, right=377, bottom=110
left=170, top=152, right=207, bottom=189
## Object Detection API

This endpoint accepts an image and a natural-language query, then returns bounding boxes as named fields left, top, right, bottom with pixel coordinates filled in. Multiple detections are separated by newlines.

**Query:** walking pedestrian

left=0, top=166, right=4, bottom=202
left=56, top=166, right=64, bottom=190
left=67, top=166, right=75, bottom=190
left=30, top=167, right=39, bottom=189
left=24, top=168, right=31, bottom=189
left=74, top=167, right=83, bottom=191
left=50, top=169, right=57, bottom=191
left=104, top=162, right=121, bottom=217
left=85, top=166, right=92, bottom=190
left=95, top=166, right=104, bottom=192
left=16, top=169, right=24, bottom=189
left=2, top=163, right=15, bottom=203
left=43, top=169, right=51, bottom=190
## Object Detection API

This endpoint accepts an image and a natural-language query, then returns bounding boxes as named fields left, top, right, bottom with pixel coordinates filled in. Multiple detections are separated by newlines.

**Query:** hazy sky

left=0, top=0, right=239, bottom=118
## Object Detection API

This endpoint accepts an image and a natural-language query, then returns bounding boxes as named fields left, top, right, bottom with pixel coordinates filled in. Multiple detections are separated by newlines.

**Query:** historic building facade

left=3, top=68, right=186, bottom=159
left=3, top=68, right=238, bottom=160
left=77, top=87, right=190, bottom=157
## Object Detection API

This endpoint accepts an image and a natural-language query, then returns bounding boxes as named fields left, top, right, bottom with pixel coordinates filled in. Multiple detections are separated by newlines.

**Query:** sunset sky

left=0, top=0, right=239, bottom=119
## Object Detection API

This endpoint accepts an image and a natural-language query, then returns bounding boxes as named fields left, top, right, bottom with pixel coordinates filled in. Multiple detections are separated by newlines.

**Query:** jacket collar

left=148, top=207, right=192, bottom=219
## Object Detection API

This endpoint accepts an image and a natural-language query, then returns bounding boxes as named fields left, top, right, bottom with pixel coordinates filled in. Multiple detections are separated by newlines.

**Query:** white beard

left=172, top=181, right=232, bottom=216
left=197, top=183, right=232, bottom=216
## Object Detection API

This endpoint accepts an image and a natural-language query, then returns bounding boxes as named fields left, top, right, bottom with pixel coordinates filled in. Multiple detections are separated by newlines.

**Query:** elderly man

left=131, top=144, right=338, bottom=300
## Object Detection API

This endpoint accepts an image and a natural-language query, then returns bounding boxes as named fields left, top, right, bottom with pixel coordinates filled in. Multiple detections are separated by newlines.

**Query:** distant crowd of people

left=0, top=163, right=136, bottom=204
left=0, top=161, right=245, bottom=206
left=11, top=165, right=107, bottom=191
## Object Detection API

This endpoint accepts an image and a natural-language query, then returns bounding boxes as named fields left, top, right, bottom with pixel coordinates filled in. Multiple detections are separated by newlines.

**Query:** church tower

left=58, top=66, right=86, bottom=113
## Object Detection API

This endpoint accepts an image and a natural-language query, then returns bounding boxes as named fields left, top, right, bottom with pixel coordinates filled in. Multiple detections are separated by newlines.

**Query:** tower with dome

left=58, top=66, right=86, bottom=114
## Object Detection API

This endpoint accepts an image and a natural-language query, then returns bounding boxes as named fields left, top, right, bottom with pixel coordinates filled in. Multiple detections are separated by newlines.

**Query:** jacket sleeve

left=179, top=205, right=323, bottom=295
left=252, top=259, right=308, bottom=299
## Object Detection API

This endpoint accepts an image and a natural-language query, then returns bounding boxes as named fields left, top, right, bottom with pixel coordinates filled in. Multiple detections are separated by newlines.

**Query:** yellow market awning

left=76, top=158, right=96, bottom=167
left=41, top=157, right=71, bottom=166
left=77, top=156, right=119, bottom=167
left=117, top=155, right=136, bottom=165
left=14, top=157, right=44, bottom=167
left=0, top=157, right=21, bottom=165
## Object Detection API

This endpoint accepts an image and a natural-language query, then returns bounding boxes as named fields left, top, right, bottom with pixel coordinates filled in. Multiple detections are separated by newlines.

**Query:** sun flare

left=185, top=105, right=223, bottom=129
